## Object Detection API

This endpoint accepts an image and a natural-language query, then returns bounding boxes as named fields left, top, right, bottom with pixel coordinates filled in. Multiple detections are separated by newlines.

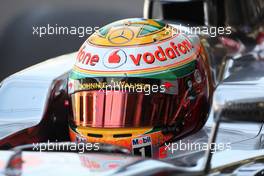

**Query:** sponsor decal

left=129, top=40, right=193, bottom=66
left=132, top=136, right=152, bottom=157
left=79, top=81, right=151, bottom=90
left=68, top=78, right=75, bottom=94
left=132, top=136, right=151, bottom=146
left=79, top=155, right=137, bottom=171
left=161, top=80, right=178, bottom=94
left=75, top=35, right=198, bottom=77
left=103, top=49, right=127, bottom=68
left=74, top=80, right=166, bottom=95
left=108, top=28, right=134, bottom=44
left=76, top=46, right=99, bottom=66
left=163, top=82, right=174, bottom=89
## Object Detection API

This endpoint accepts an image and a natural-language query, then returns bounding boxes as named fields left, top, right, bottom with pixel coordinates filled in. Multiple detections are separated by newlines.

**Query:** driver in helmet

left=68, top=18, right=213, bottom=158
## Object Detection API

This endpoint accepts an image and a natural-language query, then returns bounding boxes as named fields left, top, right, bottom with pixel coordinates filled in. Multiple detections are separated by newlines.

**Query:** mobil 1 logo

left=132, top=136, right=152, bottom=157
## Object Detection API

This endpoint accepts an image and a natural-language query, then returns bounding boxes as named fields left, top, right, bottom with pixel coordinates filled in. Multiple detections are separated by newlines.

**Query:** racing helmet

left=68, top=18, right=213, bottom=157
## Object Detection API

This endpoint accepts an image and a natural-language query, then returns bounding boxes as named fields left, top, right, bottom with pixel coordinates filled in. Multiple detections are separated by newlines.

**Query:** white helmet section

left=74, top=34, right=200, bottom=74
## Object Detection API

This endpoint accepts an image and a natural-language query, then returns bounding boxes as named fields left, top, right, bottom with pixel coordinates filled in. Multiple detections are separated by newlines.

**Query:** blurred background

left=0, top=0, right=144, bottom=81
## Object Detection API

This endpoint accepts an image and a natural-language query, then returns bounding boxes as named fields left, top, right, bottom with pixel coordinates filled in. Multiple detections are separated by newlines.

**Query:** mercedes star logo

left=108, top=28, right=134, bottom=44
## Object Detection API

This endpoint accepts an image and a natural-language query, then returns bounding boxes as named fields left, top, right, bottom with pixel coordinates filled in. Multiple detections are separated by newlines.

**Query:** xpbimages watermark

left=173, top=24, right=232, bottom=37
left=32, top=24, right=99, bottom=38
left=77, top=80, right=179, bottom=96
left=32, top=140, right=100, bottom=153
left=32, top=23, right=232, bottom=38
left=164, top=140, right=231, bottom=153
left=98, top=81, right=166, bottom=95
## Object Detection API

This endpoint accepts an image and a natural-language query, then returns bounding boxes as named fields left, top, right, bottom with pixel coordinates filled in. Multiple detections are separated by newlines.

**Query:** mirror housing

left=213, top=60, right=264, bottom=123
left=219, top=99, right=264, bottom=123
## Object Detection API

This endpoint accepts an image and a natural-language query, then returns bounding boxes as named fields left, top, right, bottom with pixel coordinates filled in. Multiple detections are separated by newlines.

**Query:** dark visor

left=69, top=77, right=180, bottom=128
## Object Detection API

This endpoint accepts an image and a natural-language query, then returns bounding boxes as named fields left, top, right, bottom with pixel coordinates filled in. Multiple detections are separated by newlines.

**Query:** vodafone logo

left=129, top=40, right=193, bottom=66
left=103, top=49, right=127, bottom=68
left=74, top=35, right=198, bottom=77
left=76, top=46, right=99, bottom=66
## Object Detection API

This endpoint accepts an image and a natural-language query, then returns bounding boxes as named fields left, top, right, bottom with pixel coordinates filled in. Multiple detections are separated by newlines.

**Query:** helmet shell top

left=71, top=18, right=201, bottom=80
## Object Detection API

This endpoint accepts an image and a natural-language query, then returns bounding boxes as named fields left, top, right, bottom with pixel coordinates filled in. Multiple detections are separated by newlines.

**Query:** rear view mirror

left=212, top=83, right=264, bottom=123
left=212, top=81, right=264, bottom=124
left=212, top=59, right=264, bottom=123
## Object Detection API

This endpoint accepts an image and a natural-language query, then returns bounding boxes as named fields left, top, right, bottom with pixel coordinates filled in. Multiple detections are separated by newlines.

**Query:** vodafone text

left=76, top=39, right=193, bottom=66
